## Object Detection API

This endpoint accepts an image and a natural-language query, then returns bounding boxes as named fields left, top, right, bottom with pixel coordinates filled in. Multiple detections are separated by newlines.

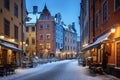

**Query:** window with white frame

left=32, top=38, right=35, bottom=44
left=46, top=24, right=51, bottom=30
left=40, top=44, right=44, bottom=49
left=46, top=34, right=50, bottom=39
left=32, top=27, right=35, bottom=32
left=39, top=24, right=43, bottom=30
left=40, top=34, right=43, bottom=39
left=46, top=43, right=50, bottom=49
left=44, top=16, right=48, bottom=21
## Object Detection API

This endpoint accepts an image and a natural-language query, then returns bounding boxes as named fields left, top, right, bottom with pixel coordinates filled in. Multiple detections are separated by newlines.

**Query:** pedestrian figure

left=102, top=51, right=108, bottom=69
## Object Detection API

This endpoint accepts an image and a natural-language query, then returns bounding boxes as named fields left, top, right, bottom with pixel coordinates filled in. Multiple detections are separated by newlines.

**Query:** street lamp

left=111, top=28, right=116, bottom=33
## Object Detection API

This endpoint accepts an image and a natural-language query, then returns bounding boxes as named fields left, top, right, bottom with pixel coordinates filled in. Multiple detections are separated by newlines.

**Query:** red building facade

left=36, top=5, right=55, bottom=58
left=89, top=0, right=120, bottom=65
left=80, top=0, right=120, bottom=76
left=88, top=0, right=120, bottom=76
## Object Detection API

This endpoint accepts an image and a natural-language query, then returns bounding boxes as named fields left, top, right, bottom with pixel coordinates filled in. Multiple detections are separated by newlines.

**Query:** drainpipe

left=21, top=0, right=23, bottom=67
left=93, top=0, right=95, bottom=42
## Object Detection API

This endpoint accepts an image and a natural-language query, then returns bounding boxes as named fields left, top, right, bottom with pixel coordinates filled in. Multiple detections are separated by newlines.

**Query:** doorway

left=2, top=49, right=7, bottom=65
left=116, top=42, right=120, bottom=67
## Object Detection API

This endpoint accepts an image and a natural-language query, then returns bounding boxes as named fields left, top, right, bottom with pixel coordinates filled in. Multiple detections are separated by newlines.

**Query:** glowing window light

left=111, top=28, right=115, bottom=33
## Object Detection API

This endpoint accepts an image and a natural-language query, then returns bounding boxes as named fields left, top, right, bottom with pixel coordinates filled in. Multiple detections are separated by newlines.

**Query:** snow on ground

left=0, top=60, right=119, bottom=80
left=0, top=60, right=70, bottom=80
left=38, top=59, right=119, bottom=80
left=59, top=60, right=120, bottom=80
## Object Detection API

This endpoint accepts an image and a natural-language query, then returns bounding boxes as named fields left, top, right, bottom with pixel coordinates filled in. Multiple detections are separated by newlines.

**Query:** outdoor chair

left=0, top=66, right=6, bottom=76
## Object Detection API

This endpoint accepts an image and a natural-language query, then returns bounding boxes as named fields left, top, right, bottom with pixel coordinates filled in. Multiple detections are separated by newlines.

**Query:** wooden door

left=2, top=49, right=7, bottom=65
left=117, top=42, right=120, bottom=67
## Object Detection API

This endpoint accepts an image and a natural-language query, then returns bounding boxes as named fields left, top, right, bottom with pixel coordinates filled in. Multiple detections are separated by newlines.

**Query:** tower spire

left=44, top=3, right=47, bottom=9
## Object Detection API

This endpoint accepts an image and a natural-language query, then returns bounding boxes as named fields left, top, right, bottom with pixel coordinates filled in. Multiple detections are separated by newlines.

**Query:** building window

left=115, top=0, right=120, bottom=10
left=44, top=16, right=48, bottom=21
left=65, top=46, right=67, bottom=50
left=73, top=47, right=75, bottom=51
left=46, top=43, right=50, bottom=49
left=14, top=3, right=18, bottom=17
left=68, top=46, right=69, bottom=50
left=14, top=25, right=18, bottom=40
left=4, top=0, right=10, bottom=10
left=26, top=27, right=29, bottom=32
left=65, top=37, right=67, bottom=41
left=32, top=27, right=35, bottom=32
left=40, top=44, right=44, bottom=49
left=39, top=25, right=43, bottom=30
left=26, top=38, right=29, bottom=45
left=32, top=38, right=35, bottom=45
left=4, top=19, right=10, bottom=37
left=103, top=0, right=108, bottom=22
left=95, top=11, right=99, bottom=28
left=73, top=40, right=75, bottom=44
left=40, top=34, right=43, bottom=39
left=46, top=34, right=50, bottom=39
left=46, top=24, right=50, bottom=29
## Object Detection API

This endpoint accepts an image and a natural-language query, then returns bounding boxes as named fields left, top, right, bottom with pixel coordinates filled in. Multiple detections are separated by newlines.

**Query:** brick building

left=36, top=5, right=55, bottom=58
left=80, top=0, right=120, bottom=77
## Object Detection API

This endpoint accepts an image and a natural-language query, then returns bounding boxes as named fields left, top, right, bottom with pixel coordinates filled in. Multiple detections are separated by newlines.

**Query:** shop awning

left=0, top=38, right=18, bottom=45
left=0, top=42, right=22, bottom=52
left=82, top=32, right=111, bottom=51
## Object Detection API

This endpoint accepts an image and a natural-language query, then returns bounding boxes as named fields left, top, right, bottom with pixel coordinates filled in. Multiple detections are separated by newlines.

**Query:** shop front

left=0, top=41, right=21, bottom=67
left=105, top=25, right=120, bottom=77
left=82, top=32, right=111, bottom=67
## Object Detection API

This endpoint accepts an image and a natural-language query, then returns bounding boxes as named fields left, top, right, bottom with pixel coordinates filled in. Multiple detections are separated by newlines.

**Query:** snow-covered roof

left=26, top=13, right=40, bottom=24
left=62, top=24, right=76, bottom=33
left=62, top=24, right=68, bottom=30
left=26, top=23, right=36, bottom=26
left=82, top=32, right=111, bottom=51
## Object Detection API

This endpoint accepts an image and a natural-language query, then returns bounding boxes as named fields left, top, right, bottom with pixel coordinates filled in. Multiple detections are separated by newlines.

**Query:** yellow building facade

left=0, top=0, right=23, bottom=66
left=26, top=23, right=36, bottom=57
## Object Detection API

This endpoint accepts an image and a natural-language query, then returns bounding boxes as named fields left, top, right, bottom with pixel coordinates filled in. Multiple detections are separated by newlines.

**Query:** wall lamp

left=111, top=28, right=116, bottom=33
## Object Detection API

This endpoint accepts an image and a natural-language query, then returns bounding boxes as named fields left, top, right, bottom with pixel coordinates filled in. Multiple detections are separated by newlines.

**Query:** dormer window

left=44, top=16, right=48, bottom=21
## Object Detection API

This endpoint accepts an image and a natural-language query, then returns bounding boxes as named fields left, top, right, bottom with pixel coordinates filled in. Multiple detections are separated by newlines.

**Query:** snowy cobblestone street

left=0, top=60, right=119, bottom=80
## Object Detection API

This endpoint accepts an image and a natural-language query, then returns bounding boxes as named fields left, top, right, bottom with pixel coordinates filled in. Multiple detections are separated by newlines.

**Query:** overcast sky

left=26, top=0, right=81, bottom=36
